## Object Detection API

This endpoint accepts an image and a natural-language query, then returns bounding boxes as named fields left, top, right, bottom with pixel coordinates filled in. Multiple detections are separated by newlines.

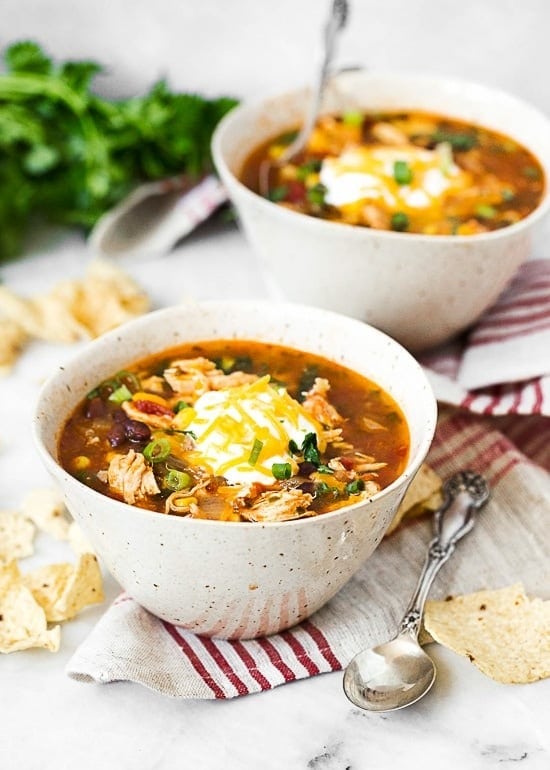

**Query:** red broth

left=240, top=111, right=545, bottom=235
left=59, top=341, right=410, bottom=522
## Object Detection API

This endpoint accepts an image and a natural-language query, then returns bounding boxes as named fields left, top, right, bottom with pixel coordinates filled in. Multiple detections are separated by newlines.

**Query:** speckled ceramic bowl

left=34, top=301, right=436, bottom=639
left=212, top=71, right=550, bottom=351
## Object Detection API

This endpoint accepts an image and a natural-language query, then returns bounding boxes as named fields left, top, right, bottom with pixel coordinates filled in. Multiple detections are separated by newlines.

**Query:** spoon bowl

left=343, top=633, right=436, bottom=712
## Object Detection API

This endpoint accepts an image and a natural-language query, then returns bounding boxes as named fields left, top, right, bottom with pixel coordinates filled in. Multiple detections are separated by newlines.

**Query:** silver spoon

left=343, top=470, right=490, bottom=712
left=259, top=0, right=349, bottom=195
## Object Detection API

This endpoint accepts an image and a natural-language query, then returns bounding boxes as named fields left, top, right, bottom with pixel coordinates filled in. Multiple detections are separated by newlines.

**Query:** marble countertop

left=2, top=1, right=550, bottom=767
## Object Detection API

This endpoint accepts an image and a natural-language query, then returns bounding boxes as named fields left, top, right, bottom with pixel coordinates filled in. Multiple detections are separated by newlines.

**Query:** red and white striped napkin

left=66, top=407, right=550, bottom=698
left=419, top=259, right=550, bottom=416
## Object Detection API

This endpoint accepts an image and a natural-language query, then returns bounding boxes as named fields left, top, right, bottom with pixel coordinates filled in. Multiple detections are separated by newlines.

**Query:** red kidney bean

left=85, top=397, right=107, bottom=419
left=124, top=420, right=151, bottom=443
left=107, top=423, right=127, bottom=447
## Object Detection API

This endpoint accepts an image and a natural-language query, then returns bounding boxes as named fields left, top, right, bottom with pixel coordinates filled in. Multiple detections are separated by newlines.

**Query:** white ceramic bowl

left=34, top=301, right=436, bottom=639
left=212, top=71, right=550, bottom=351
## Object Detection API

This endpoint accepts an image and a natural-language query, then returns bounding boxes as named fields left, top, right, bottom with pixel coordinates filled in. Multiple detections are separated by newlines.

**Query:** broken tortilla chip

left=0, top=511, right=35, bottom=563
left=424, top=583, right=550, bottom=684
left=0, top=259, right=150, bottom=370
left=0, top=584, right=60, bottom=653
left=21, top=488, right=70, bottom=541
left=46, top=553, right=104, bottom=622
left=386, top=464, right=443, bottom=534
left=67, top=521, right=94, bottom=555
left=0, top=560, right=21, bottom=596
left=0, top=318, right=29, bottom=376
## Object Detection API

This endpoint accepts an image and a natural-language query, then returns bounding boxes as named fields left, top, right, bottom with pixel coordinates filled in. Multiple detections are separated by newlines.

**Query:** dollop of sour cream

left=185, top=376, right=323, bottom=484
left=320, top=145, right=469, bottom=211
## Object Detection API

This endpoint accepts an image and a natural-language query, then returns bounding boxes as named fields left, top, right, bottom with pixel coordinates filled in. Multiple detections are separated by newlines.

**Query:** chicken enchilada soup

left=240, top=111, right=545, bottom=235
left=59, top=341, right=410, bottom=522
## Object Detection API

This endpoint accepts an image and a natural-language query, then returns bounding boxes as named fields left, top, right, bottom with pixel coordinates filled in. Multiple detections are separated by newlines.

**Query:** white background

left=1, top=2, right=550, bottom=769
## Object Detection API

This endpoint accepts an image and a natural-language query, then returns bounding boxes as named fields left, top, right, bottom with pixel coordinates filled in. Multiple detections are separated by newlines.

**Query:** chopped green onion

left=501, top=188, right=515, bottom=202
left=268, top=185, right=289, bottom=202
left=165, top=469, right=192, bottom=491
left=143, top=438, right=171, bottom=463
left=431, top=130, right=477, bottom=152
left=393, top=160, right=413, bottom=185
left=248, top=438, right=264, bottom=466
left=522, top=165, right=541, bottom=180
left=175, top=400, right=190, bottom=412
left=306, top=183, right=327, bottom=206
left=296, top=159, right=322, bottom=181
left=108, top=384, right=133, bottom=404
left=346, top=479, right=365, bottom=495
left=475, top=204, right=497, bottom=220
left=342, top=111, right=364, bottom=127
left=390, top=212, right=410, bottom=232
left=272, top=462, right=292, bottom=480
left=115, top=370, right=140, bottom=392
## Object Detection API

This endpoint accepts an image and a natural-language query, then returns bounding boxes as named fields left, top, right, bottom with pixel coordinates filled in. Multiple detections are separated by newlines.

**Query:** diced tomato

left=287, top=181, right=306, bottom=203
left=133, top=400, right=174, bottom=417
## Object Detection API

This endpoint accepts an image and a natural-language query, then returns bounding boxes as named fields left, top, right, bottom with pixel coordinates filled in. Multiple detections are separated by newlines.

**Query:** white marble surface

left=2, top=2, right=550, bottom=768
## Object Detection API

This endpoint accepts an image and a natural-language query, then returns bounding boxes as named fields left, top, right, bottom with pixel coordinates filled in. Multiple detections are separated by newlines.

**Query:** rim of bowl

left=33, top=299, right=438, bottom=531
left=212, top=69, right=550, bottom=246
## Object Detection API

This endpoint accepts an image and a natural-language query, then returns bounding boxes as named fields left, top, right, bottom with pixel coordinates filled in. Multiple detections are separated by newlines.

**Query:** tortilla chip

left=0, top=318, right=29, bottom=376
left=0, top=560, right=21, bottom=597
left=0, top=511, right=35, bottom=563
left=387, top=464, right=443, bottom=534
left=75, top=259, right=151, bottom=337
left=23, top=562, right=74, bottom=622
left=46, top=553, right=104, bottom=622
left=0, top=260, right=150, bottom=360
left=21, top=488, right=70, bottom=540
left=424, top=584, right=550, bottom=684
left=67, top=521, right=94, bottom=555
left=0, top=584, right=60, bottom=653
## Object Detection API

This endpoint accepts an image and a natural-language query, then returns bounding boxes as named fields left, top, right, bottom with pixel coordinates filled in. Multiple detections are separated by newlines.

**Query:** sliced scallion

left=143, top=438, right=171, bottom=463
left=393, top=160, right=413, bottom=185
left=342, top=111, right=364, bottom=127
left=268, top=185, right=289, bottom=202
left=475, top=204, right=497, bottom=220
left=390, top=212, right=410, bottom=232
left=272, top=462, right=292, bottom=480
left=108, top=384, right=133, bottom=404
left=248, top=438, right=264, bottom=466
left=165, top=469, right=192, bottom=491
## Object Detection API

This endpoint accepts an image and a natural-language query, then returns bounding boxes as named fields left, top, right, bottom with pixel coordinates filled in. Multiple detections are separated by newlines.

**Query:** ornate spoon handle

left=398, top=471, right=490, bottom=637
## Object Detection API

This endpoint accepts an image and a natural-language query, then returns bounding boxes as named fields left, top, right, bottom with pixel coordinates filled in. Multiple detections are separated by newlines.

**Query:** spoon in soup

left=343, top=470, right=490, bottom=712
left=259, top=0, right=349, bottom=196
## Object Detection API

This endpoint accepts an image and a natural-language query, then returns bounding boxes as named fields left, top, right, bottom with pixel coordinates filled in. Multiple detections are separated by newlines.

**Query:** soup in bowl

left=212, top=71, right=550, bottom=351
left=34, top=301, right=436, bottom=639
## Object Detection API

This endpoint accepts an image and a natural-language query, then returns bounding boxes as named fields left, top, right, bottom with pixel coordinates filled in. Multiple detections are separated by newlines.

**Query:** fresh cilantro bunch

left=0, top=41, right=238, bottom=261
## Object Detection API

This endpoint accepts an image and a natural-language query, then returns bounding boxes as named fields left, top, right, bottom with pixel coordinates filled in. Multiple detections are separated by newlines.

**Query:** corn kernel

left=73, top=455, right=90, bottom=470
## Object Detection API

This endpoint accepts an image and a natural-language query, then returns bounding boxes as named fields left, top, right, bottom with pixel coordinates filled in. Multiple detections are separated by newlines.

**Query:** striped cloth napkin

left=66, top=409, right=550, bottom=697
left=66, top=259, right=550, bottom=698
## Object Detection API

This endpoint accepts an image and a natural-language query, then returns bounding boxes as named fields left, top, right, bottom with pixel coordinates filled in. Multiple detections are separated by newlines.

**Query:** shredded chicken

left=207, top=370, right=258, bottom=390
left=241, top=489, right=314, bottom=523
left=107, top=449, right=160, bottom=505
left=163, top=357, right=216, bottom=400
left=140, top=375, right=167, bottom=395
left=163, top=357, right=258, bottom=402
left=302, top=377, right=343, bottom=428
left=371, top=122, right=410, bottom=146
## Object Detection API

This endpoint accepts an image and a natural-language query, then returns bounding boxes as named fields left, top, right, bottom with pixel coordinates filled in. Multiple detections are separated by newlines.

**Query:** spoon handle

left=398, top=471, right=490, bottom=638
left=278, top=0, right=349, bottom=163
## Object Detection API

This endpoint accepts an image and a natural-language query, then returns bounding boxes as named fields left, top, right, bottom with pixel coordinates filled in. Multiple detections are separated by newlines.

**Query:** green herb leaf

left=431, top=129, right=478, bottom=152
left=268, top=185, right=289, bottom=202
left=175, top=400, right=190, bottom=412
left=306, top=183, right=327, bottom=207
left=345, top=479, right=365, bottom=495
left=301, top=432, right=321, bottom=465
left=475, top=204, right=497, bottom=220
